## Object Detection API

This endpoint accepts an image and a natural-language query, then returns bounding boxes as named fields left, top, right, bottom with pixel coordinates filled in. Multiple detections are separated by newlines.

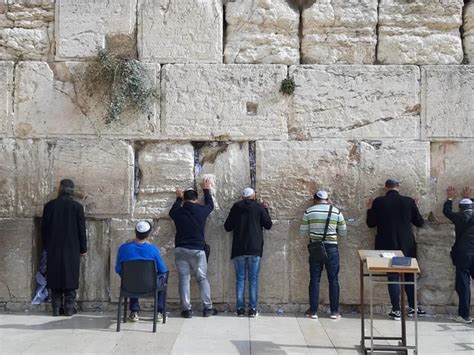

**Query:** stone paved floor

left=0, top=312, right=473, bottom=354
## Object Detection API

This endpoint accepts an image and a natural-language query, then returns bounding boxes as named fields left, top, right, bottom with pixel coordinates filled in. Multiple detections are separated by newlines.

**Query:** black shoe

left=248, top=308, right=259, bottom=318
left=408, top=307, right=426, bottom=317
left=203, top=308, right=218, bottom=317
left=181, top=310, right=193, bottom=318
left=64, top=307, right=76, bottom=317
left=52, top=308, right=60, bottom=317
left=236, top=308, right=245, bottom=317
left=388, top=310, right=401, bottom=321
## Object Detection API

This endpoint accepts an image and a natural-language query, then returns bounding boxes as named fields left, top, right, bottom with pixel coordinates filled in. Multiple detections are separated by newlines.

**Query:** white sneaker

left=157, top=312, right=163, bottom=323
left=330, top=313, right=341, bottom=320
left=128, top=311, right=139, bottom=322
left=453, top=315, right=472, bottom=324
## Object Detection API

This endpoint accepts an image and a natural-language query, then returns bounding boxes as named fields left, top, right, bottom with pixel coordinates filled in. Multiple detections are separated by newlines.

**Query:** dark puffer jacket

left=224, top=199, right=272, bottom=259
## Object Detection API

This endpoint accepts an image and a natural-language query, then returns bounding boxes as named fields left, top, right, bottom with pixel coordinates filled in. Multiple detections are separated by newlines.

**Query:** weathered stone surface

left=0, top=219, right=36, bottom=301
left=0, top=62, right=13, bottom=135
left=15, top=139, right=52, bottom=217
left=50, top=139, right=134, bottom=217
left=416, top=223, right=457, bottom=306
left=289, top=65, right=421, bottom=139
left=256, top=141, right=360, bottom=220
left=224, top=0, right=299, bottom=64
left=197, top=142, right=251, bottom=220
left=378, top=0, right=464, bottom=64
left=79, top=220, right=109, bottom=301
left=464, top=2, right=474, bottom=64
left=431, top=141, right=474, bottom=221
left=134, top=143, right=195, bottom=218
left=15, top=62, right=159, bottom=138
left=302, top=0, right=377, bottom=64
left=56, top=0, right=136, bottom=59
left=0, top=139, right=16, bottom=216
left=138, top=0, right=222, bottom=63
left=0, top=1, right=54, bottom=60
left=422, top=66, right=474, bottom=138
left=359, top=141, right=430, bottom=217
left=161, top=64, right=289, bottom=140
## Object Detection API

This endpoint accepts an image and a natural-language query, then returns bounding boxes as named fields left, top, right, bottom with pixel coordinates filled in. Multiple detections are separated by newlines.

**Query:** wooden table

left=359, top=250, right=420, bottom=354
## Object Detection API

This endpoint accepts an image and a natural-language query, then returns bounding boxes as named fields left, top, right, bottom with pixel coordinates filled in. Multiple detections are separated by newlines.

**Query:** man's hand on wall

left=176, top=189, right=183, bottom=199
left=366, top=198, right=373, bottom=209
left=461, top=186, right=472, bottom=198
left=447, top=186, right=457, bottom=199
left=200, top=177, right=212, bottom=190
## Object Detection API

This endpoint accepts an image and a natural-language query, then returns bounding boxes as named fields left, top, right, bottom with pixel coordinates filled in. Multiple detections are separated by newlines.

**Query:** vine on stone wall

left=82, top=49, right=156, bottom=124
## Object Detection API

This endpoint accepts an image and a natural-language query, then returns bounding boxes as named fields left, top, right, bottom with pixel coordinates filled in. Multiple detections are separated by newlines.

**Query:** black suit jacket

left=366, top=190, right=424, bottom=257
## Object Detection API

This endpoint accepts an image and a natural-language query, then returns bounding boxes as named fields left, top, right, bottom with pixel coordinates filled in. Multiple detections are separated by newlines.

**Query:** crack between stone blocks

left=133, top=141, right=144, bottom=201
left=375, top=0, right=381, bottom=64
left=9, top=61, right=17, bottom=138
left=249, top=141, right=256, bottom=190
left=134, top=0, right=139, bottom=59
left=461, top=0, right=469, bottom=64
left=222, top=0, right=227, bottom=63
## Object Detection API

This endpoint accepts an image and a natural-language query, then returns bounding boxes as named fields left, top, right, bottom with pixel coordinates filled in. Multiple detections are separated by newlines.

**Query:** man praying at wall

left=41, top=179, right=87, bottom=317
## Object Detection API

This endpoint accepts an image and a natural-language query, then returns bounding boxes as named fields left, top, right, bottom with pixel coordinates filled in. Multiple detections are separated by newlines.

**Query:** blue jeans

left=309, top=244, right=339, bottom=313
left=234, top=255, right=261, bottom=310
left=387, top=273, right=415, bottom=311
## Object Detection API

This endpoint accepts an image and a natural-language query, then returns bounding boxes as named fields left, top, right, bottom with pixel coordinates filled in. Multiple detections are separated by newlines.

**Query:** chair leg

left=163, top=288, right=167, bottom=324
left=153, top=289, right=158, bottom=333
left=123, top=298, right=128, bottom=323
left=116, top=295, right=122, bottom=332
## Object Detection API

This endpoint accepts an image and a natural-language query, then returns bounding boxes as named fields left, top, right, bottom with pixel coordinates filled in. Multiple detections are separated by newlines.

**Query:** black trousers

left=51, top=289, right=76, bottom=310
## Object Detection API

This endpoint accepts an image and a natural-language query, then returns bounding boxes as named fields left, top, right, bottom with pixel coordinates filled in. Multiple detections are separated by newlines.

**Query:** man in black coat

left=443, top=186, right=474, bottom=324
left=42, top=179, right=87, bottom=316
left=224, top=187, right=272, bottom=317
left=366, top=178, right=425, bottom=320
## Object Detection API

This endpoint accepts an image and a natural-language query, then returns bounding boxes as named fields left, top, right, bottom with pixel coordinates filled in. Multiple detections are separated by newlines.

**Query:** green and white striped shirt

left=299, top=203, right=347, bottom=244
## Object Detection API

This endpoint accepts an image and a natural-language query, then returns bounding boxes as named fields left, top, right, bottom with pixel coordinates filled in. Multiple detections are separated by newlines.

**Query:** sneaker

left=304, top=309, right=318, bottom=319
left=203, top=308, right=218, bottom=317
left=64, top=307, right=76, bottom=317
left=157, top=312, right=163, bottom=323
left=330, top=313, right=341, bottom=320
left=248, top=308, right=259, bottom=318
left=128, top=311, right=139, bottom=322
left=388, top=310, right=401, bottom=321
left=453, top=315, right=473, bottom=324
left=408, top=307, right=426, bottom=318
left=181, top=309, right=193, bottom=319
left=236, top=308, right=245, bottom=317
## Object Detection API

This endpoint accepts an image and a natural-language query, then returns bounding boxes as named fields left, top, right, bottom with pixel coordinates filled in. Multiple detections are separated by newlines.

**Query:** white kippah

left=316, top=190, right=328, bottom=200
left=242, top=187, right=255, bottom=198
left=136, top=221, right=151, bottom=233
left=459, top=198, right=472, bottom=205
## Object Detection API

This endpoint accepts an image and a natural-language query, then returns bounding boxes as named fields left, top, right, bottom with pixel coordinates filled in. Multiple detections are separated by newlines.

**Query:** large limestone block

left=197, top=142, right=251, bottom=220
left=431, top=141, right=474, bottom=221
left=422, top=66, right=474, bottom=139
left=0, top=219, right=36, bottom=301
left=135, top=143, right=195, bottom=218
left=79, top=220, right=109, bottom=301
left=289, top=65, right=421, bottom=139
left=49, top=139, right=134, bottom=217
left=138, top=0, right=222, bottom=63
left=55, top=0, right=136, bottom=59
left=224, top=0, right=299, bottom=64
left=359, top=141, right=430, bottom=217
left=302, top=0, right=377, bottom=64
left=15, top=139, right=52, bottom=217
left=162, top=64, right=289, bottom=140
left=0, top=139, right=16, bottom=216
left=0, top=62, right=13, bottom=135
left=378, top=0, right=464, bottom=64
left=416, top=224, right=457, bottom=306
left=256, top=140, right=359, bottom=220
left=15, top=61, right=159, bottom=138
left=464, top=2, right=474, bottom=63
left=0, top=1, right=54, bottom=60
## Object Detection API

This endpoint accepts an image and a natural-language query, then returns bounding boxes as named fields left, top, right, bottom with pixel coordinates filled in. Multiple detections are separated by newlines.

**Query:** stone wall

left=1, top=0, right=473, bottom=314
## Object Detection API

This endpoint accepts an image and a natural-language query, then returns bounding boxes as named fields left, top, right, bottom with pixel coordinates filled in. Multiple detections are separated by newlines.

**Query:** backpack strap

left=322, top=205, right=333, bottom=243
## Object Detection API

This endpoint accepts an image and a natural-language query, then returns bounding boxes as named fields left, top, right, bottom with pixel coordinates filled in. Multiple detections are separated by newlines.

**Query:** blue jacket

left=169, top=190, right=214, bottom=250
left=115, top=241, right=167, bottom=275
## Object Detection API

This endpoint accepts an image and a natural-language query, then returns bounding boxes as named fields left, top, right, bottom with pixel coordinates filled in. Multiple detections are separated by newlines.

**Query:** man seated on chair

left=115, top=220, right=167, bottom=322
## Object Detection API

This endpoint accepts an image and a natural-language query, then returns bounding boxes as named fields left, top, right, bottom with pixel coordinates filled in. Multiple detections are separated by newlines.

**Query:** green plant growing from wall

left=280, top=77, right=296, bottom=96
left=83, top=49, right=156, bottom=124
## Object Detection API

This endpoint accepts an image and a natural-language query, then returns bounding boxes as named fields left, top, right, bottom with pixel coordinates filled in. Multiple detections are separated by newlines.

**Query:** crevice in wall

left=249, top=141, right=256, bottom=190
left=286, top=0, right=314, bottom=64
left=192, top=141, right=230, bottom=187
left=10, top=62, right=17, bottom=137
left=461, top=0, right=470, bottom=64
left=133, top=141, right=145, bottom=200
left=375, top=0, right=382, bottom=64
left=222, top=1, right=227, bottom=63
